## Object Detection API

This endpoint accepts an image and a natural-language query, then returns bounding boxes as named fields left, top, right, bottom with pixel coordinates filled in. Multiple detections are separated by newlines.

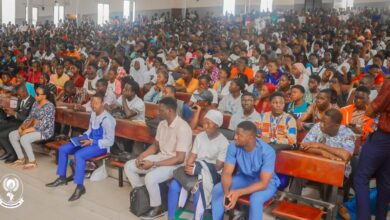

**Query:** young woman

left=212, top=68, right=231, bottom=99
left=105, top=67, right=122, bottom=97
left=255, top=83, right=276, bottom=114
left=9, top=85, right=56, bottom=169
left=278, top=74, right=294, bottom=104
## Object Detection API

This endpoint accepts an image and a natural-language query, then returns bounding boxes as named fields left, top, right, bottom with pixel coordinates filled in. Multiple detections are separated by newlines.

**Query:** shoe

left=338, top=204, right=351, bottom=220
left=68, top=186, right=86, bottom=202
left=46, top=177, right=67, bottom=187
left=4, top=156, right=17, bottom=164
left=23, top=161, right=38, bottom=170
left=0, top=153, right=10, bottom=160
left=140, top=206, right=164, bottom=220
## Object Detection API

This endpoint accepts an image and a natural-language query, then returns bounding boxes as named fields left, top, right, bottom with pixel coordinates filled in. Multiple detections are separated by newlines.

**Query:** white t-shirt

left=229, top=109, right=262, bottom=130
left=218, top=94, right=242, bottom=115
left=116, top=95, right=145, bottom=121
left=192, top=132, right=229, bottom=164
left=83, top=76, right=100, bottom=95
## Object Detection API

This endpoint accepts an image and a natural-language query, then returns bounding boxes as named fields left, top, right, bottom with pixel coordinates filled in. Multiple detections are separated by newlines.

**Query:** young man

left=218, top=78, right=245, bottom=115
left=340, top=86, right=373, bottom=142
left=305, top=75, right=321, bottom=105
left=162, top=85, right=193, bottom=123
left=97, top=56, right=111, bottom=78
left=56, top=80, right=87, bottom=105
left=76, top=79, right=117, bottom=112
left=212, top=121, right=280, bottom=220
left=168, top=110, right=228, bottom=220
left=258, top=92, right=297, bottom=150
left=298, top=89, right=335, bottom=130
left=189, top=75, right=218, bottom=107
left=46, top=94, right=116, bottom=201
left=115, top=79, right=145, bottom=121
left=174, top=65, right=199, bottom=93
left=291, top=109, right=355, bottom=201
left=124, top=97, right=192, bottom=219
left=50, top=63, right=70, bottom=92
left=229, top=92, right=261, bottom=131
left=0, top=85, right=34, bottom=163
left=83, top=63, right=100, bottom=95
left=287, top=85, right=309, bottom=119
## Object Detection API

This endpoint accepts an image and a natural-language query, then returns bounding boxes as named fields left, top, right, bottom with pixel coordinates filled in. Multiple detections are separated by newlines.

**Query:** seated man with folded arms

left=124, top=97, right=193, bottom=219
left=168, top=110, right=229, bottom=220
left=212, top=121, right=280, bottom=220
left=46, top=94, right=116, bottom=202
left=257, top=91, right=297, bottom=151
left=74, top=78, right=117, bottom=112
left=290, top=109, right=355, bottom=202
left=228, top=92, right=261, bottom=131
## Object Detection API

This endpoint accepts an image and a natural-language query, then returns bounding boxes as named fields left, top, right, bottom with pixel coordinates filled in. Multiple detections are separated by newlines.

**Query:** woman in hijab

left=129, top=57, right=149, bottom=88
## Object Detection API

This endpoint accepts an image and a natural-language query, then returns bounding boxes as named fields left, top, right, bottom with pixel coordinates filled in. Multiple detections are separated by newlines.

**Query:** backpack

left=129, top=186, right=150, bottom=217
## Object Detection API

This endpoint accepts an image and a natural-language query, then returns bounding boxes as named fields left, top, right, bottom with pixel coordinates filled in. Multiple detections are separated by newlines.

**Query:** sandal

left=11, top=158, right=26, bottom=167
left=23, top=161, right=38, bottom=170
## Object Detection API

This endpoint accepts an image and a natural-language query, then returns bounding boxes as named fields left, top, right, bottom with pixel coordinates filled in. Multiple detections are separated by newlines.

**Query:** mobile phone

left=224, top=197, right=230, bottom=206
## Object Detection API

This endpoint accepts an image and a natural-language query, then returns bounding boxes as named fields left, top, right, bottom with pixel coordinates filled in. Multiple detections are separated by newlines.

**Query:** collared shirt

left=84, top=111, right=116, bottom=152
left=229, top=109, right=261, bottom=130
left=218, top=93, right=242, bottom=115
left=62, top=88, right=87, bottom=104
left=116, top=95, right=145, bottom=121
left=225, top=138, right=280, bottom=187
left=303, top=123, right=356, bottom=154
left=155, top=116, right=192, bottom=158
left=258, top=112, right=297, bottom=145
left=26, top=101, right=56, bottom=140
left=83, top=75, right=100, bottom=95
left=372, top=79, right=390, bottom=133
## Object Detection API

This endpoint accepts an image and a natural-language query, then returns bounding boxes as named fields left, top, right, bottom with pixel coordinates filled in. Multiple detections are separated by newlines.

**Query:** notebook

left=70, top=134, right=89, bottom=147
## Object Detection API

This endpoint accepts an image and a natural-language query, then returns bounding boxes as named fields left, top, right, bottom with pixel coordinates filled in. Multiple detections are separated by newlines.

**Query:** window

left=25, top=6, right=28, bottom=23
left=132, top=1, right=135, bottom=22
left=223, top=0, right=235, bottom=15
left=260, top=0, right=273, bottom=12
left=54, top=4, right=65, bottom=26
left=2, top=0, right=16, bottom=24
left=346, top=0, right=354, bottom=8
left=124, top=0, right=130, bottom=19
left=97, top=3, right=109, bottom=26
left=32, top=7, right=38, bottom=25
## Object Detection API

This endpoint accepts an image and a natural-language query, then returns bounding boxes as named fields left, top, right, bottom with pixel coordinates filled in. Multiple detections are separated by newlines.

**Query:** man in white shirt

left=83, top=63, right=101, bottom=95
left=124, top=97, right=192, bottom=219
left=115, top=80, right=145, bottom=121
left=77, top=79, right=116, bottom=112
left=229, top=92, right=261, bottom=130
left=219, top=78, right=245, bottom=115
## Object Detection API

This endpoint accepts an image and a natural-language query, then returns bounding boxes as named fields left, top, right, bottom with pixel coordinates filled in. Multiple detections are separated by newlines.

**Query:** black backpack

left=129, top=182, right=169, bottom=216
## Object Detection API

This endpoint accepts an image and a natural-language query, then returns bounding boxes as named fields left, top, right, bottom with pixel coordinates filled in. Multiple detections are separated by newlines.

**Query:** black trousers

left=0, top=120, right=21, bottom=156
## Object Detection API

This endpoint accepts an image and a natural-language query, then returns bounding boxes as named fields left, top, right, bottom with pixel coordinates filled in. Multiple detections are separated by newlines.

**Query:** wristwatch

left=152, top=161, right=157, bottom=168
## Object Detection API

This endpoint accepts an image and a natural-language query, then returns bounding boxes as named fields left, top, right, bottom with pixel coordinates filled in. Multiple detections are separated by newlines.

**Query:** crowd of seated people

left=0, top=6, right=389, bottom=220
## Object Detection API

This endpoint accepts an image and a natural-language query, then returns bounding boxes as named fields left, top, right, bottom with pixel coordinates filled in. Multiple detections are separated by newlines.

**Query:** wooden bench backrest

left=175, top=92, right=191, bottom=103
left=275, top=150, right=346, bottom=187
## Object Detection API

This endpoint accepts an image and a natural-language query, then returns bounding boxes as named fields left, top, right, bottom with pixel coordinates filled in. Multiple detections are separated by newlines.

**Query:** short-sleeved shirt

left=155, top=116, right=193, bottom=157
left=116, top=95, right=145, bottom=121
left=258, top=112, right=297, bottom=145
left=175, top=78, right=199, bottom=94
left=218, top=94, right=242, bottom=115
left=50, top=73, right=70, bottom=90
left=303, top=123, right=356, bottom=154
left=287, top=101, right=310, bottom=119
left=83, top=76, right=100, bottom=95
left=192, top=132, right=229, bottom=164
left=225, top=138, right=280, bottom=187
left=229, top=109, right=261, bottom=130
left=371, top=79, right=390, bottom=132
left=83, top=89, right=117, bottom=112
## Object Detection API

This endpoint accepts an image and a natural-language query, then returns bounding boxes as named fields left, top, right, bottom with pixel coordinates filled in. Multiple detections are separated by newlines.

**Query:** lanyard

left=270, top=114, right=284, bottom=143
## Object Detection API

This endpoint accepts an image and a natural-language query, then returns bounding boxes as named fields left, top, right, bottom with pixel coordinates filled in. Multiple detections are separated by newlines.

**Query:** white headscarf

left=130, top=57, right=148, bottom=87
left=204, top=110, right=223, bottom=127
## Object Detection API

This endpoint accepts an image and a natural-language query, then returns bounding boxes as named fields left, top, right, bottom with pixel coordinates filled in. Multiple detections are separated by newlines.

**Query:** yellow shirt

left=175, top=78, right=199, bottom=94
left=50, top=73, right=70, bottom=90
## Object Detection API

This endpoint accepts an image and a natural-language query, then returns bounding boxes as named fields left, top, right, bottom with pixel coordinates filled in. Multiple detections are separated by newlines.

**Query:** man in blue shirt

left=211, top=121, right=280, bottom=220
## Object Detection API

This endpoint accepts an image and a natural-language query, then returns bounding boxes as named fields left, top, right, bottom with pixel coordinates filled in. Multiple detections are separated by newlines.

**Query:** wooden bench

left=271, top=150, right=346, bottom=220
left=175, top=92, right=191, bottom=103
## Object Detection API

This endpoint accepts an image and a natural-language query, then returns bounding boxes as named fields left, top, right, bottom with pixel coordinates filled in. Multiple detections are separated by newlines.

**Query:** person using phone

left=211, top=121, right=280, bottom=220
left=46, top=94, right=116, bottom=202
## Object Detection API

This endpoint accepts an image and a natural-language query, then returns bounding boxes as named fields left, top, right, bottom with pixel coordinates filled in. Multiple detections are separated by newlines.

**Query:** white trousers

left=9, top=130, right=42, bottom=162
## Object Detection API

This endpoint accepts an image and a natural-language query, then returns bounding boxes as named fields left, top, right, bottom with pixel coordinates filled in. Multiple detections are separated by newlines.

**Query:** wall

left=5, top=0, right=390, bottom=25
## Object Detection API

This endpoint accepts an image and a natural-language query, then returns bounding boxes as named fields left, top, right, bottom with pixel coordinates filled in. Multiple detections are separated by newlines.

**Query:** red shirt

left=72, top=74, right=85, bottom=88
left=372, top=79, right=390, bottom=133
left=353, top=72, right=385, bottom=86
left=27, top=71, right=42, bottom=84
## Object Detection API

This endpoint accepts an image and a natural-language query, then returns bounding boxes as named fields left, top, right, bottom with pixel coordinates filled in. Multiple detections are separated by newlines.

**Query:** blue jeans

left=56, top=142, right=107, bottom=185
left=211, top=174, right=277, bottom=220
left=354, top=130, right=390, bottom=220
left=168, top=179, right=201, bottom=219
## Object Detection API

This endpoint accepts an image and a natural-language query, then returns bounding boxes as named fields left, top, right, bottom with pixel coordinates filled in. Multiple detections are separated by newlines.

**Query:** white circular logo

left=0, top=174, right=24, bottom=209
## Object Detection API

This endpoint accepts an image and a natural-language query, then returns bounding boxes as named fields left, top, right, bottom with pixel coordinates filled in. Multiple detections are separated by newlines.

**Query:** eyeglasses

left=36, top=93, right=45, bottom=96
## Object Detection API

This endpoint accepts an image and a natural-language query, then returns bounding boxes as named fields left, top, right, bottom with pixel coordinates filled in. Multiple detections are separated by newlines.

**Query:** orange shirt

left=230, top=66, right=254, bottom=83
left=340, top=104, right=373, bottom=140
left=353, top=72, right=384, bottom=86
left=65, top=50, right=81, bottom=60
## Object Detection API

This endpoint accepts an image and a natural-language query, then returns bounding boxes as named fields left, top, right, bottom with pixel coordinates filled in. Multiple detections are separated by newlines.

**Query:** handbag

left=129, top=186, right=151, bottom=217
left=173, top=166, right=198, bottom=192
left=20, top=119, right=37, bottom=130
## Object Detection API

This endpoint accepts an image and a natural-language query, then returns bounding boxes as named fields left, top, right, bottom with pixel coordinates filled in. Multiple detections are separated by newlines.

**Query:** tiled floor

left=0, top=152, right=274, bottom=220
